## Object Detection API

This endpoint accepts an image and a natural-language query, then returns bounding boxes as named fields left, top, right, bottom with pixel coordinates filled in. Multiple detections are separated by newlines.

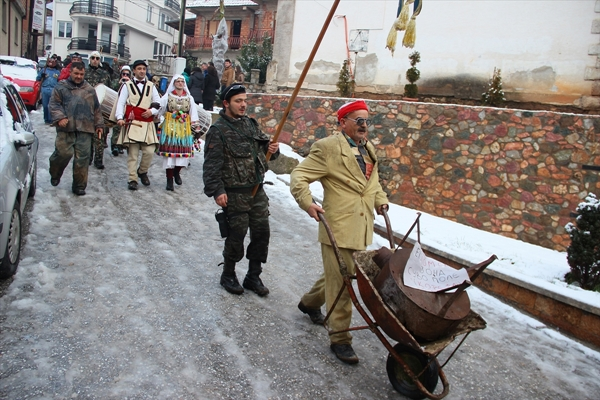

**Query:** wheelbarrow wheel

left=386, top=343, right=439, bottom=400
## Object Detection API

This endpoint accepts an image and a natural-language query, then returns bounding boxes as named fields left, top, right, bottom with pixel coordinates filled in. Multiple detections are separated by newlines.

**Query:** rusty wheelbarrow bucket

left=319, top=210, right=496, bottom=400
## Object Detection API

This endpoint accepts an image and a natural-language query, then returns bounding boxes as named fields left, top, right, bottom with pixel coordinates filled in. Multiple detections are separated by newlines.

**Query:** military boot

left=220, top=259, right=244, bottom=295
left=243, top=260, right=269, bottom=297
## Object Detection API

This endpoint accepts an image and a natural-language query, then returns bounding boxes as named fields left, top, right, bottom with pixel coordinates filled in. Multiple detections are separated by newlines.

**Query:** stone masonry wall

left=246, top=94, right=600, bottom=251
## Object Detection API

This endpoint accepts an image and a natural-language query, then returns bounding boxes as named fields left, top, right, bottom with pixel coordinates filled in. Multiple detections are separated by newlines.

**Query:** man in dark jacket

left=48, top=62, right=104, bottom=196
left=189, top=66, right=204, bottom=104
left=85, top=51, right=113, bottom=169
left=203, top=84, right=280, bottom=296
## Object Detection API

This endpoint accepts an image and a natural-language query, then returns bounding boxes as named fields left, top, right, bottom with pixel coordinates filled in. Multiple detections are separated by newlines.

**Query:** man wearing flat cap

left=86, top=51, right=113, bottom=169
left=203, top=84, right=280, bottom=297
left=290, top=99, right=388, bottom=365
left=116, top=59, right=161, bottom=190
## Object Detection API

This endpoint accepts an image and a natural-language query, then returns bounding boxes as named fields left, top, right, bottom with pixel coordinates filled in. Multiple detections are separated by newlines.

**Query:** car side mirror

left=13, top=132, right=36, bottom=148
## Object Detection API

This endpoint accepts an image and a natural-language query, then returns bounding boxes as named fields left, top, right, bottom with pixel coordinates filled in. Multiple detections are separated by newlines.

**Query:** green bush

left=237, top=36, right=272, bottom=84
left=337, top=59, right=355, bottom=97
left=482, top=67, right=506, bottom=107
left=565, top=193, right=600, bottom=292
left=404, top=51, right=420, bottom=98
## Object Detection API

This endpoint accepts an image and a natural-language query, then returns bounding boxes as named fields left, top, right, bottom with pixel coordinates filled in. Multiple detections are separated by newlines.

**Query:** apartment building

left=50, top=0, right=180, bottom=73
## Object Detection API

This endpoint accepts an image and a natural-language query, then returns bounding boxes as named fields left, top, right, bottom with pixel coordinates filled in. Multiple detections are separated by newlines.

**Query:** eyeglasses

left=90, top=56, right=100, bottom=60
left=344, top=117, right=372, bottom=126
left=223, top=84, right=245, bottom=99
left=121, top=73, right=130, bottom=77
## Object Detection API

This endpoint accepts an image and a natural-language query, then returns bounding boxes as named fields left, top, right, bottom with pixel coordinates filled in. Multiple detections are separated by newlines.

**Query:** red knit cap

left=337, top=100, right=369, bottom=122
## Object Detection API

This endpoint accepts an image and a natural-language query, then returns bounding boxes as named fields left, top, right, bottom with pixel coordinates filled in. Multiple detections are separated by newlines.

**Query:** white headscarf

left=165, top=74, right=191, bottom=97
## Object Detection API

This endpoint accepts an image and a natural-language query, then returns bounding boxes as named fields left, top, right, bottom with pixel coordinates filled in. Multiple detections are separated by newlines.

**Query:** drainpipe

left=334, top=15, right=353, bottom=78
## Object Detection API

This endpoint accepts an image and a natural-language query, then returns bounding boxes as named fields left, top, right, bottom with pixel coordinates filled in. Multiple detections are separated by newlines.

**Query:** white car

left=0, top=74, right=38, bottom=278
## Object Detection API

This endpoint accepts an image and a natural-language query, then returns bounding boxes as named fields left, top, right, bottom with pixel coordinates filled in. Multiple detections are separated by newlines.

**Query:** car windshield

left=0, top=65, right=37, bottom=81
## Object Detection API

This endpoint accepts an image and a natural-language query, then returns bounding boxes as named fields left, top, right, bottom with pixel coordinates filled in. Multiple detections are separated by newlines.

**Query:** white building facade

left=272, top=0, right=600, bottom=109
left=50, top=0, right=180, bottom=72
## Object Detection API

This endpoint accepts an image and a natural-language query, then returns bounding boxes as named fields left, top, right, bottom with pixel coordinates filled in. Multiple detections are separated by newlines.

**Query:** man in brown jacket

left=290, top=100, right=388, bottom=365
left=49, top=62, right=104, bottom=196
left=220, top=59, right=235, bottom=94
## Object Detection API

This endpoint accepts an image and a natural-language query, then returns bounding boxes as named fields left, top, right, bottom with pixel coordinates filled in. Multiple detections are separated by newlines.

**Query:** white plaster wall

left=280, top=0, right=597, bottom=105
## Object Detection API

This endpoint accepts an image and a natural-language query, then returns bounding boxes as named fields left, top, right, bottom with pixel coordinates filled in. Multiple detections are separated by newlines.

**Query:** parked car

left=0, top=56, right=41, bottom=111
left=0, top=74, right=38, bottom=278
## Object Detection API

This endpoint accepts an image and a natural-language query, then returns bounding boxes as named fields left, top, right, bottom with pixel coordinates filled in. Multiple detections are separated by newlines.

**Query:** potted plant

left=403, top=51, right=421, bottom=101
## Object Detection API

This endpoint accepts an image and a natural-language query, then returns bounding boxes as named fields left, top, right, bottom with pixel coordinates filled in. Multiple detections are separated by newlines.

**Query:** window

left=2, top=0, right=6, bottom=33
left=58, top=21, right=72, bottom=38
left=158, top=13, right=169, bottom=32
left=147, top=6, right=153, bottom=23
left=14, top=17, right=18, bottom=45
left=153, top=41, right=158, bottom=59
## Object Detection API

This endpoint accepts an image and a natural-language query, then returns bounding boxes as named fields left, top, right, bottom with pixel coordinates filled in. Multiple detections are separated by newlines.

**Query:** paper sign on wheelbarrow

left=403, top=243, right=470, bottom=292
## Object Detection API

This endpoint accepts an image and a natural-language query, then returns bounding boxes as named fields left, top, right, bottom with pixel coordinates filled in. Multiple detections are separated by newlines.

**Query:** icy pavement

left=0, top=109, right=599, bottom=399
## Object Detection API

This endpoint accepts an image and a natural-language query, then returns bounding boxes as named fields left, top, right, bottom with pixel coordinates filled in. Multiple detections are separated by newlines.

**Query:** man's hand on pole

left=307, top=203, right=325, bottom=222
left=96, top=128, right=103, bottom=138
left=377, top=204, right=389, bottom=215
left=268, top=140, right=279, bottom=154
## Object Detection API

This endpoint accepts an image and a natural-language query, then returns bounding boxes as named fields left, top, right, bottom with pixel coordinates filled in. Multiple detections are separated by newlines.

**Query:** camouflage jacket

left=48, top=78, right=104, bottom=134
left=85, top=65, right=112, bottom=88
left=203, top=110, right=279, bottom=198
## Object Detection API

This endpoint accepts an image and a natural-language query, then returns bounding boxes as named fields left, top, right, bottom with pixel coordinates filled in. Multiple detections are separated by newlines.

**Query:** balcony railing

left=184, top=29, right=274, bottom=52
left=67, top=37, right=131, bottom=60
left=70, top=1, right=119, bottom=19
left=164, top=0, right=180, bottom=14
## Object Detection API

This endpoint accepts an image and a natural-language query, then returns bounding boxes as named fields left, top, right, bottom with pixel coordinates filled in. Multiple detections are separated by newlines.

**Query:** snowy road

left=1, top=109, right=599, bottom=399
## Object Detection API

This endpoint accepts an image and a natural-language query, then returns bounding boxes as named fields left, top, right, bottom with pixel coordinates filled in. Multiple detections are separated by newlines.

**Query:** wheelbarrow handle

left=317, top=211, right=350, bottom=278
left=381, top=207, right=395, bottom=249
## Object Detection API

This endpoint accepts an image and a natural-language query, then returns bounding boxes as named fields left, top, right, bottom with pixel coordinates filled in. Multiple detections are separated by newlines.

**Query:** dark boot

left=166, top=177, right=174, bottom=191
left=243, top=260, right=269, bottom=296
left=174, top=168, right=182, bottom=185
left=220, top=260, right=244, bottom=295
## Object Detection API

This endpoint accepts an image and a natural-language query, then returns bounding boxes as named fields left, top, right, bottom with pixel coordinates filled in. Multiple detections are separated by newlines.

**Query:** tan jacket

left=221, top=66, right=234, bottom=87
left=290, top=133, right=388, bottom=250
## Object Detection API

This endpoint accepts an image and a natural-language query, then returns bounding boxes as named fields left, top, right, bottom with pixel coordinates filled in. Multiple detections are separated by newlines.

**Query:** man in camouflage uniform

left=85, top=51, right=112, bottom=169
left=49, top=62, right=104, bottom=196
left=203, top=84, right=280, bottom=296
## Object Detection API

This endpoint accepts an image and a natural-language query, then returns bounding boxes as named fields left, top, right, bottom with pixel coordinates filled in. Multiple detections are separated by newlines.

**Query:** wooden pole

left=252, top=0, right=342, bottom=196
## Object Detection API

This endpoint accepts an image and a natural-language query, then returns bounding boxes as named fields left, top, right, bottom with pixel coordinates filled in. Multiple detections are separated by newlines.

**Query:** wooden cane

left=251, top=0, right=342, bottom=197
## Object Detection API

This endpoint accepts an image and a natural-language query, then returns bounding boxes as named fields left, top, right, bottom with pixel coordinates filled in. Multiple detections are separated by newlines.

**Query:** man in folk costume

left=115, top=60, right=161, bottom=190
left=290, top=100, right=389, bottom=364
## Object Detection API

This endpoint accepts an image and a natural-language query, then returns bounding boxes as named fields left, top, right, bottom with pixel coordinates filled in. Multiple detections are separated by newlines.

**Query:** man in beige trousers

left=290, top=100, right=389, bottom=364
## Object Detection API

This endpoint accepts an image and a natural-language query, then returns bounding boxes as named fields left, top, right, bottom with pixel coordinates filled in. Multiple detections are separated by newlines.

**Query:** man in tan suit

left=290, top=100, right=389, bottom=364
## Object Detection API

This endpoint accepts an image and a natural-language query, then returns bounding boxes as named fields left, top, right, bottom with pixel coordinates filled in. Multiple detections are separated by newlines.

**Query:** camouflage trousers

left=92, top=128, right=108, bottom=165
left=49, top=131, right=92, bottom=191
left=223, top=187, right=271, bottom=264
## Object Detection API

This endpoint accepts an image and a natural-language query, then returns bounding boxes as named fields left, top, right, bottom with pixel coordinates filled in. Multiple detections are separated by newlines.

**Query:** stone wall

left=247, top=94, right=600, bottom=251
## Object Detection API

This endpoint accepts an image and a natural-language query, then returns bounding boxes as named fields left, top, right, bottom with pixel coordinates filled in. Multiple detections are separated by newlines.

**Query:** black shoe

left=330, top=344, right=359, bottom=364
left=128, top=181, right=138, bottom=191
left=166, top=177, right=174, bottom=191
left=298, top=301, right=325, bottom=325
left=72, top=188, right=86, bottom=196
left=137, top=169, right=150, bottom=186
left=112, top=148, right=119, bottom=156
left=94, top=163, right=105, bottom=170
left=50, top=178, right=60, bottom=187
left=220, top=274, right=244, bottom=295
left=118, top=148, right=124, bottom=154
left=243, top=276, right=269, bottom=297
left=174, top=171, right=182, bottom=185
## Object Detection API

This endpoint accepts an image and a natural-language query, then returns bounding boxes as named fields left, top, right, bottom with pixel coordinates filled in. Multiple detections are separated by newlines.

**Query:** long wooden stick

left=252, top=0, right=341, bottom=196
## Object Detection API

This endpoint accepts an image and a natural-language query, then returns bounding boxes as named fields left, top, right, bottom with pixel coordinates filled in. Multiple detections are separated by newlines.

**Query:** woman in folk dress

left=157, top=75, right=200, bottom=191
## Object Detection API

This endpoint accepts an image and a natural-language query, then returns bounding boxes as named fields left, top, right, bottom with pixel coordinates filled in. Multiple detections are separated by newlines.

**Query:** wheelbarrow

left=319, top=210, right=497, bottom=400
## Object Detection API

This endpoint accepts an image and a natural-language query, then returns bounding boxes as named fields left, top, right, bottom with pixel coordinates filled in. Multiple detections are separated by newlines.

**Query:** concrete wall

left=272, top=0, right=599, bottom=108
left=246, top=93, right=600, bottom=251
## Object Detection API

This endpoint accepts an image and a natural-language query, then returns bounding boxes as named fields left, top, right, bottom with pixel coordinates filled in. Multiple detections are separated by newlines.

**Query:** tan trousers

left=301, top=244, right=356, bottom=345
left=127, top=142, right=155, bottom=182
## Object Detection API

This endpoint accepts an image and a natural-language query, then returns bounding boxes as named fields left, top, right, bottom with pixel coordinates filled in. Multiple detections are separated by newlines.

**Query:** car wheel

left=0, top=202, right=22, bottom=279
left=28, top=159, right=37, bottom=198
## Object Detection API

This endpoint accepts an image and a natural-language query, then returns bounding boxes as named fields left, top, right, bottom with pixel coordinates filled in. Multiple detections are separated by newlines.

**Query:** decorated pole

left=252, top=0, right=342, bottom=196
